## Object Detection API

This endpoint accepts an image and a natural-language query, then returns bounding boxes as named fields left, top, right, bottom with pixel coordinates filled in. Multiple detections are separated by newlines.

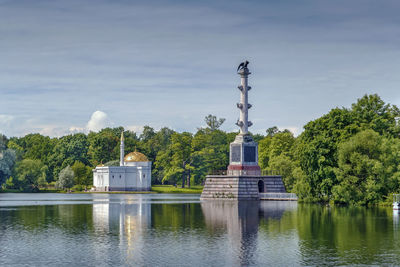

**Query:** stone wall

left=261, top=176, right=286, bottom=193
left=200, top=175, right=286, bottom=200
left=92, top=186, right=151, bottom=192
left=201, top=176, right=259, bottom=200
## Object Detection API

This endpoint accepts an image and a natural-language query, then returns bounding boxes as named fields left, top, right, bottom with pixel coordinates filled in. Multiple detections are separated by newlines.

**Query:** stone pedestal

left=228, top=134, right=260, bottom=175
left=200, top=175, right=286, bottom=200
left=201, top=176, right=259, bottom=200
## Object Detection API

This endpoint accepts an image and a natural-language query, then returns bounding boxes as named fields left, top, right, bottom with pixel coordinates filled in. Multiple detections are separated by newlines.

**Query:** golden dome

left=124, top=151, right=149, bottom=162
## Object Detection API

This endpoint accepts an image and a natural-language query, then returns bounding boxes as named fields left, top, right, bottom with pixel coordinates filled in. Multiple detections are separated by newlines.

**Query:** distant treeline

left=1, top=94, right=400, bottom=205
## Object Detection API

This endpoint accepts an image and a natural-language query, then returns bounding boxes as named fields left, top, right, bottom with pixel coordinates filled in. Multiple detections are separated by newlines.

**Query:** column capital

left=238, top=67, right=251, bottom=77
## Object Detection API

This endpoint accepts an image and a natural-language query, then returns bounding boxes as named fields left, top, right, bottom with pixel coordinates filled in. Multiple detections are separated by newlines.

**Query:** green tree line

left=0, top=115, right=236, bottom=192
left=1, top=94, right=400, bottom=205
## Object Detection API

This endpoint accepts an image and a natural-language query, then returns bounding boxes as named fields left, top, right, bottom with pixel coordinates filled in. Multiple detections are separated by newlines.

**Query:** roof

left=124, top=151, right=149, bottom=162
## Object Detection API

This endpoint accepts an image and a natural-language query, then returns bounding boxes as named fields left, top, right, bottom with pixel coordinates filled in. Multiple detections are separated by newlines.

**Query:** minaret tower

left=120, top=131, right=125, bottom=166
left=227, top=61, right=260, bottom=175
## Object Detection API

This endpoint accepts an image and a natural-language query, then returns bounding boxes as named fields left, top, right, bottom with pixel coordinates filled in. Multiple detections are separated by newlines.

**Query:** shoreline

left=0, top=185, right=204, bottom=195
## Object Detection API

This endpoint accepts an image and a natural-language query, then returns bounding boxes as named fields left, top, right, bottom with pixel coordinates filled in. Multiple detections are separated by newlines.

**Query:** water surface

left=0, top=193, right=399, bottom=266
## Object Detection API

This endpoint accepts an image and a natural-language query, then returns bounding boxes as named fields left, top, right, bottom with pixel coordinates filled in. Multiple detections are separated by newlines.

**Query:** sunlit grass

left=151, top=185, right=203, bottom=194
left=1, top=185, right=204, bottom=194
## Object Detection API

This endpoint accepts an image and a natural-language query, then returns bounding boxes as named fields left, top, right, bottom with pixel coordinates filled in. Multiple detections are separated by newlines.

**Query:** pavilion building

left=92, top=132, right=152, bottom=191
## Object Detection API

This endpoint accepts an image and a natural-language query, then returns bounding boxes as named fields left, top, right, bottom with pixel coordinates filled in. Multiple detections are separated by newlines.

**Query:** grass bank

left=1, top=185, right=204, bottom=194
left=0, top=188, right=22, bottom=193
left=151, top=185, right=203, bottom=194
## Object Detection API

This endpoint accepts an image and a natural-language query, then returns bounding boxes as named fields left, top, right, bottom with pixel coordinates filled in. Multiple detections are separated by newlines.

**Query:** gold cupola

left=124, top=150, right=149, bottom=162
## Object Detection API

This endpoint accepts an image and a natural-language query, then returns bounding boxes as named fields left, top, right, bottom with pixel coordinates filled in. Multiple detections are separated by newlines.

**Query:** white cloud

left=69, top=126, right=86, bottom=134
left=126, top=125, right=144, bottom=134
left=277, top=126, right=302, bottom=137
left=38, top=126, right=70, bottom=137
left=0, top=111, right=114, bottom=137
left=86, top=111, right=110, bottom=132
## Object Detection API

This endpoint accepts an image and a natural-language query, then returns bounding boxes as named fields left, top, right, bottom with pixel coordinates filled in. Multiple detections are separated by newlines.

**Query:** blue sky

left=1, top=0, right=400, bottom=137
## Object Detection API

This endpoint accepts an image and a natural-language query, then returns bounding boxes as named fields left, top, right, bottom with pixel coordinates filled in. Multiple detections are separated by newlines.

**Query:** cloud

left=0, top=114, right=14, bottom=125
left=38, top=125, right=70, bottom=137
left=1, top=0, right=400, bottom=138
left=126, top=125, right=144, bottom=134
left=86, top=111, right=110, bottom=132
left=277, top=126, right=302, bottom=137
left=69, top=126, right=86, bottom=134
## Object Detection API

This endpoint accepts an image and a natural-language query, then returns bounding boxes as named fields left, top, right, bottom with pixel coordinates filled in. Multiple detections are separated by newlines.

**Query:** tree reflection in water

left=2, top=194, right=400, bottom=266
left=200, top=200, right=298, bottom=266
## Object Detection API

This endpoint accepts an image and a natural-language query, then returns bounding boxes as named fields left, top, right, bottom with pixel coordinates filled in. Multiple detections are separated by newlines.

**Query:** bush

left=72, top=184, right=84, bottom=191
left=55, top=166, right=74, bottom=189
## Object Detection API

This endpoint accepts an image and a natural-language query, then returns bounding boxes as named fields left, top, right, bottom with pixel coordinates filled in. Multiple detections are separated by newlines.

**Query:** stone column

left=228, top=62, right=260, bottom=175
left=236, top=67, right=252, bottom=134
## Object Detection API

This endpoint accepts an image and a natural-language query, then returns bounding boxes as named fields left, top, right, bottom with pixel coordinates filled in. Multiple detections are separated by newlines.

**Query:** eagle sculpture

left=237, top=60, right=249, bottom=72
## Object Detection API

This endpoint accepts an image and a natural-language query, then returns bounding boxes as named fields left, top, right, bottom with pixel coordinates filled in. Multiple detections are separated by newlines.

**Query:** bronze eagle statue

left=237, top=60, right=249, bottom=72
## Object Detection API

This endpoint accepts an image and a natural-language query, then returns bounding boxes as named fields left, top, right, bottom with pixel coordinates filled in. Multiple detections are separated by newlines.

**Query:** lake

left=1, top=193, right=399, bottom=266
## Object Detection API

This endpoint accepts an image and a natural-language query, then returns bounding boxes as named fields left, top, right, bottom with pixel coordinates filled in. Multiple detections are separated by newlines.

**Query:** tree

left=6, top=140, right=24, bottom=161
left=104, top=160, right=120, bottom=166
left=268, top=154, right=296, bottom=191
left=56, top=166, right=75, bottom=190
left=48, top=133, right=89, bottom=181
left=251, top=133, right=265, bottom=143
left=156, top=132, right=193, bottom=186
left=266, top=126, right=279, bottom=137
left=122, top=130, right=140, bottom=158
left=88, top=129, right=119, bottom=166
left=139, top=127, right=175, bottom=184
left=295, top=107, right=359, bottom=201
left=17, top=134, right=55, bottom=162
left=71, top=161, right=93, bottom=187
left=258, top=131, right=297, bottom=191
left=140, top=126, right=156, bottom=142
left=139, top=127, right=174, bottom=164
left=204, top=114, right=225, bottom=131
left=0, top=133, right=7, bottom=151
left=294, top=94, right=400, bottom=202
left=351, top=94, right=400, bottom=136
left=13, top=159, right=47, bottom=191
left=191, top=128, right=229, bottom=184
left=0, top=149, right=16, bottom=186
left=332, top=130, right=400, bottom=205
left=258, top=136, right=272, bottom=170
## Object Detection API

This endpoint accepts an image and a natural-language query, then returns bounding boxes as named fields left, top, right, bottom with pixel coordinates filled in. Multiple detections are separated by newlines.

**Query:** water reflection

left=93, top=200, right=151, bottom=233
left=201, top=201, right=297, bottom=266
left=2, top=194, right=400, bottom=266
left=259, top=201, right=297, bottom=221
left=92, top=199, right=151, bottom=265
left=394, top=210, right=400, bottom=231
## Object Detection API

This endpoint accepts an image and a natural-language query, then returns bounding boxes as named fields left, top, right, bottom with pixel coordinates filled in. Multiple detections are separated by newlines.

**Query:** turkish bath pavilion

left=92, top=132, right=152, bottom=191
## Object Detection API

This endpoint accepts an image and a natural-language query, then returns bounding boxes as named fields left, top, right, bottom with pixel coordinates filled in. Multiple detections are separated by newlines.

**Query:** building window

left=112, top=175, right=114, bottom=179
left=120, top=175, right=121, bottom=178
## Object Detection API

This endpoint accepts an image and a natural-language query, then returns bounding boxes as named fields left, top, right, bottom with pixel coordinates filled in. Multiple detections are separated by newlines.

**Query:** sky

left=1, top=0, right=400, bottom=137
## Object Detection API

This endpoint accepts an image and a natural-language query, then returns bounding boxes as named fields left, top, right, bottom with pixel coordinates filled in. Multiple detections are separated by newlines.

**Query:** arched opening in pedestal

left=258, top=180, right=264, bottom=193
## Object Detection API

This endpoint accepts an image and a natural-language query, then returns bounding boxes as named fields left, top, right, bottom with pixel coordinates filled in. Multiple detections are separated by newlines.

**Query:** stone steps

left=262, top=177, right=286, bottom=193
left=200, top=175, right=286, bottom=200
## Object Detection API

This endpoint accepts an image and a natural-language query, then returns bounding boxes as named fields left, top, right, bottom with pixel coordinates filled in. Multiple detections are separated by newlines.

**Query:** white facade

left=92, top=132, right=152, bottom=191
left=92, top=162, right=152, bottom=191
